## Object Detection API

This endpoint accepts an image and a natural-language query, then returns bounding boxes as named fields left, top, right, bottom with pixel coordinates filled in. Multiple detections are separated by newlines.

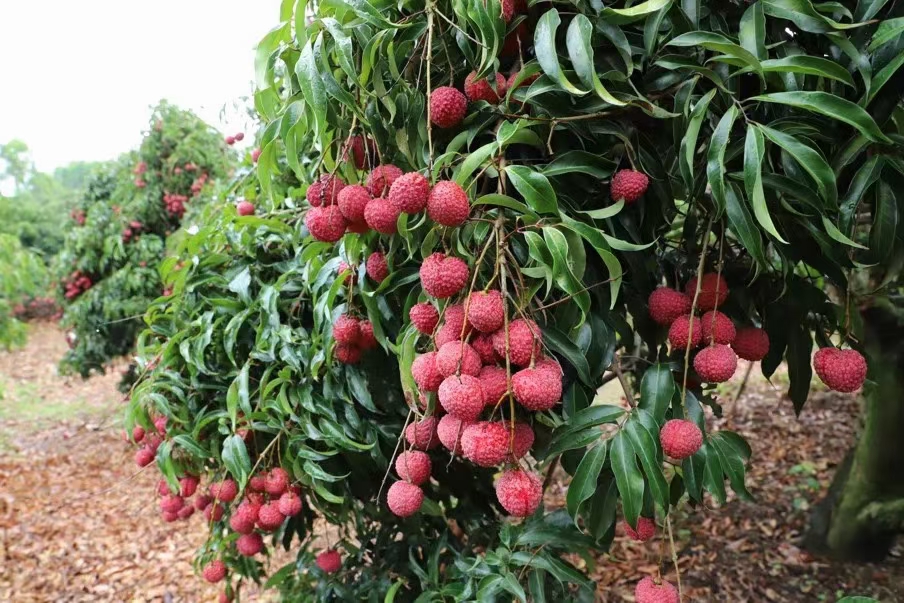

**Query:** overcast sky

left=0, top=0, right=282, bottom=174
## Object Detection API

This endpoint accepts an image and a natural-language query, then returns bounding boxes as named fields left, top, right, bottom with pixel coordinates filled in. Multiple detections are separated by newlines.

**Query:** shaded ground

left=1, top=324, right=902, bottom=601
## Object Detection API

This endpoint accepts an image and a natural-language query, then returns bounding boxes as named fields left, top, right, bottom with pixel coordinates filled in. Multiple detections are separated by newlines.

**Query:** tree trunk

left=804, top=303, right=904, bottom=561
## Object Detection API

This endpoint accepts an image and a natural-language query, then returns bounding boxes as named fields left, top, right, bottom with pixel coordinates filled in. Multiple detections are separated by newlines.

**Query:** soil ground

left=0, top=323, right=902, bottom=602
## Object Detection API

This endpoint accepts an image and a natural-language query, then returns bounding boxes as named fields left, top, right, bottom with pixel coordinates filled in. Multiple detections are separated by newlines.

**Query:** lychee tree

left=126, top=0, right=904, bottom=599
left=57, top=101, right=231, bottom=379
left=0, top=233, right=51, bottom=350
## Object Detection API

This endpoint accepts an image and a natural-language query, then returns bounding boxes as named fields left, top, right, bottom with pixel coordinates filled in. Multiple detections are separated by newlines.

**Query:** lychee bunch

left=387, top=480, right=424, bottom=517
left=389, top=172, right=430, bottom=214
left=306, top=174, right=346, bottom=207
left=648, top=287, right=692, bottom=325
left=427, top=180, right=470, bottom=227
left=700, top=310, right=736, bottom=345
left=366, top=164, right=403, bottom=197
left=409, top=302, right=439, bottom=334
left=731, top=326, right=770, bottom=361
left=467, top=290, right=504, bottom=333
left=429, top=86, right=468, bottom=128
left=635, top=577, right=679, bottom=603
left=306, top=206, right=347, bottom=243
left=659, top=419, right=703, bottom=459
left=813, top=347, right=867, bottom=392
left=623, top=516, right=656, bottom=542
left=316, top=549, right=342, bottom=573
left=610, top=169, right=649, bottom=203
left=464, top=71, right=508, bottom=103
left=438, top=374, right=485, bottom=420
left=332, top=314, right=375, bottom=364
left=366, top=251, right=389, bottom=283
left=419, top=253, right=469, bottom=298
left=495, top=469, right=542, bottom=517
left=685, top=273, right=729, bottom=311
left=693, top=344, right=738, bottom=383
left=395, top=451, right=432, bottom=485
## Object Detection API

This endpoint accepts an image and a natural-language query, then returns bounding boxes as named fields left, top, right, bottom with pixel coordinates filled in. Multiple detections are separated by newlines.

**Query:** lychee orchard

left=125, top=0, right=902, bottom=600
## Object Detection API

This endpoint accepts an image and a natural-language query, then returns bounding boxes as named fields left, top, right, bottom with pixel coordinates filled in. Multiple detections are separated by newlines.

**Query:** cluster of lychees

left=121, top=220, right=144, bottom=243
left=331, top=314, right=379, bottom=364
left=62, top=270, right=94, bottom=300
left=11, top=296, right=61, bottom=321
left=70, top=208, right=86, bottom=225
left=225, top=132, right=245, bottom=145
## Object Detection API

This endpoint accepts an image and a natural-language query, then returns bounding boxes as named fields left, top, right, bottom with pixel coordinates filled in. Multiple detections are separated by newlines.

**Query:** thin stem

left=666, top=514, right=683, bottom=600
left=611, top=353, right=636, bottom=407
left=680, top=215, right=715, bottom=415
left=425, top=7, right=435, bottom=178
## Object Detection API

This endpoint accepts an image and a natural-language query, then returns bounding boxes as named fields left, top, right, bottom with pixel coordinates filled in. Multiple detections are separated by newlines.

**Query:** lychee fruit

left=472, top=333, right=499, bottom=365
left=409, top=302, right=439, bottom=334
left=648, top=287, right=692, bottom=326
left=461, top=421, right=509, bottom=467
left=419, top=253, right=469, bottom=298
left=623, top=516, right=656, bottom=542
left=236, top=532, right=264, bottom=557
left=194, top=495, right=213, bottom=511
left=316, top=549, right=342, bottom=573
left=132, top=425, right=145, bottom=443
left=229, top=510, right=256, bottom=535
left=731, top=327, right=770, bottom=361
left=306, top=174, right=346, bottom=207
left=265, top=467, right=290, bottom=496
left=256, top=502, right=285, bottom=532
left=429, top=87, right=468, bottom=128
left=366, top=164, right=403, bottom=197
left=387, top=481, right=424, bottom=517
left=337, top=184, right=371, bottom=223
left=347, top=220, right=370, bottom=234
left=495, top=469, right=542, bottom=517
left=135, top=447, right=155, bottom=467
left=211, top=479, right=238, bottom=503
left=236, top=201, right=255, bottom=216
left=333, top=314, right=361, bottom=346
left=204, top=502, right=225, bottom=522
left=305, top=207, right=348, bottom=243
left=427, top=180, right=470, bottom=227
left=435, top=341, right=482, bottom=377
left=434, top=323, right=460, bottom=348
left=438, top=374, right=485, bottom=420
left=512, top=366, right=562, bottom=411
left=500, top=0, right=515, bottom=21
left=813, top=347, right=867, bottom=393
left=364, top=197, right=400, bottom=234
left=659, top=419, right=703, bottom=459
left=161, top=511, right=179, bottom=522
left=154, top=417, right=167, bottom=435
left=464, top=71, right=508, bottom=103
left=405, top=417, right=440, bottom=450
left=179, top=476, right=199, bottom=498
left=685, top=273, right=729, bottom=311
left=359, top=320, right=377, bottom=349
left=509, top=422, right=534, bottom=460
left=668, top=314, right=703, bottom=351
left=467, top=290, right=504, bottom=333
left=278, top=491, right=303, bottom=516
left=202, top=560, right=227, bottom=583
left=694, top=344, right=738, bottom=383
left=700, top=310, right=736, bottom=345
left=492, top=318, right=542, bottom=366
left=635, top=576, right=679, bottom=603
left=610, top=169, right=649, bottom=203
left=249, top=474, right=267, bottom=492
left=160, top=495, right=184, bottom=514
left=366, top=251, right=389, bottom=283
left=226, top=135, right=236, bottom=145
left=478, top=365, right=508, bottom=406
left=345, top=135, right=368, bottom=170
left=177, top=505, right=195, bottom=519
left=412, top=352, right=444, bottom=392
left=437, top=414, right=473, bottom=455
left=235, top=132, right=245, bottom=141
left=251, top=148, right=262, bottom=163
left=395, top=451, right=432, bottom=485
left=388, top=172, right=430, bottom=214
left=335, top=343, right=362, bottom=364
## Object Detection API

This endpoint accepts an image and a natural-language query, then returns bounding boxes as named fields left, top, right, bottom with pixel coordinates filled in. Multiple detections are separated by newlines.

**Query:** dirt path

left=1, top=324, right=901, bottom=602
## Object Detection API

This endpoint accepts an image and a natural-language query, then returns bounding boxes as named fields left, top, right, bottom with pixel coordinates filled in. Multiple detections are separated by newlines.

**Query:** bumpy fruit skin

left=132, top=425, right=145, bottom=442
left=472, top=333, right=498, bottom=365
left=236, top=532, right=264, bottom=557
left=306, top=174, right=346, bottom=207
left=430, top=86, right=468, bottom=128
left=668, top=315, right=703, bottom=351
left=203, top=560, right=227, bottom=583
left=700, top=310, right=736, bottom=345
left=236, top=201, right=255, bottom=216
left=467, top=290, right=504, bottom=333
left=229, top=510, right=256, bottom=535
left=316, top=549, right=342, bottom=573
left=412, top=352, right=444, bottom=392
left=335, top=343, right=362, bottom=364
left=495, top=470, right=543, bottom=517
left=478, top=365, right=508, bottom=406
left=366, top=164, right=403, bottom=197
left=333, top=314, right=361, bottom=345
left=648, top=287, right=692, bottom=325
left=427, top=180, right=470, bottom=227
left=635, top=577, right=679, bottom=603
left=435, top=341, right=482, bottom=377
left=438, top=374, right=485, bottom=420
left=306, top=207, right=348, bottom=243
left=180, top=476, right=199, bottom=498
left=419, top=253, right=469, bottom=298
left=410, top=302, right=439, bottom=334
left=406, top=417, right=440, bottom=450
left=257, top=502, right=285, bottom=532
left=278, top=491, right=303, bottom=516
left=387, top=481, right=424, bottom=517
left=813, top=347, right=868, bottom=393
left=366, top=251, right=389, bottom=283
left=464, top=71, right=508, bottom=103
left=265, top=467, right=290, bottom=496
left=205, top=502, right=226, bottom=522
left=731, top=327, right=770, bottom=361
left=359, top=321, right=377, bottom=349
left=509, top=423, right=534, bottom=460
left=512, top=367, right=562, bottom=411
left=694, top=344, right=738, bottom=383
left=160, top=495, right=184, bottom=513
left=461, top=421, right=510, bottom=466
left=610, top=169, right=650, bottom=203
left=211, top=479, right=238, bottom=503
left=500, top=0, right=515, bottom=21
left=659, top=419, right=703, bottom=459
left=364, top=197, right=401, bottom=234
left=346, top=135, right=367, bottom=170
left=194, top=495, right=213, bottom=511
left=685, top=273, right=729, bottom=311
left=388, top=173, right=430, bottom=215
left=437, top=415, right=473, bottom=455
left=395, top=451, right=432, bottom=485
left=492, top=318, right=542, bottom=366
left=624, top=517, right=656, bottom=542
left=337, top=184, right=371, bottom=222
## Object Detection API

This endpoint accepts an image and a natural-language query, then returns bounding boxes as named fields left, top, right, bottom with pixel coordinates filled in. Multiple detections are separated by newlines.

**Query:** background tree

left=0, top=139, right=33, bottom=194
left=0, top=233, right=50, bottom=350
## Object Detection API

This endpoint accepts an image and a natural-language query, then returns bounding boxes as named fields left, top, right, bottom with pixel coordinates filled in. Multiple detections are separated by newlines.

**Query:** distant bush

left=0, top=233, right=50, bottom=349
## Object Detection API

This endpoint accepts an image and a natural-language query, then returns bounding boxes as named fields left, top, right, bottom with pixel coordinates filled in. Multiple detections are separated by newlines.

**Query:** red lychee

left=405, top=417, right=440, bottom=450
left=700, top=310, right=736, bottom=345
left=427, top=180, right=470, bottom=227
left=395, top=451, right=432, bottom=485
left=366, top=164, right=403, bottom=197
left=236, top=201, right=255, bottom=216
left=202, top=560, right=227, bottom=583
left=161, top=511, right=179, bottom=522
left=610, top=169, right=649, bottom=203
left=731, top=327, right=770, bottom=361
left=132, top=425, right=145, bottom=443
left=306, top=174, right=346, bottom=207
left=509, top=422, right=534, bottom=460
left=177, top=505, right=194, bottom=520
left=495, top=469, right=542, bottom=517
left=236, top=532, right=264, bottom=557
left=472, top=333, right=499, bottom=365
left=438, top=374, right=485, bottom=420
left=430, top=86, right=468, bottom=128
left=461, top=421, right=509, bottom=467
left=364, top=197, right=400, bottom=234
left=235, top=132, right=245, bottom=141
left=659, top=419, right=703, bottom=459
left=316, top=549, right=342, bottom=573
left=668, top=314, right=703, bottom=351
left=337, top=184, right=371, bottom=223
left=435, top=341, right=482, bottom=377
left=305, top=206, right=348, bottom=243
left=194, top=495, right=213, bottom=511
left=409, top=302, right=439, bottom=334
left=635, top=576, right=679, bottom=603
left=265, top=467, right=290, bottom=496
left=685, top=273, right=729, bottom=311
left=624, top=516, right=656, bottom=542
left=226, top=136, right=236, bottom=145
left=693, top=344, right=738, bottom=383
left=229, top=510, right=256, bottom=535
left=813, top=347, right=867, bottom=393
left=387, top=481, right=424, bottom=517
left=160, top=495, right=184, bottom=514
left=251, top=148, right=262, bottom=163
left=278, top=491, right=303, bottom=516
left=500, top=0, right=514, bottom=21
left=256, top=502, right=285, bottom=532
left=648, top=287, right=692, bottom=326
left=335, top=343, right=362, bottom=364
left=345, top=135, right=368, bottom=170
left=464, top=71, right=508, bottom=103
left=412, top=352, right=444, bottom=392
left=437, top=414, right=473, bottom=455
left=419, top=253, right=469, bottom=298
left=211, top=479, right=238, bottom=503
left=491, top=318, right=542, bottom=366
left=135, top=447, right=155, bottom=467
left=512, top=367, right=562, bottom=411
left=388, top=172, right=430, bottom=214
left=179, top=476, right=199, bottom=498
left=366, top=251, right=389, bottom=283
left=359, top=320, right=377, bottom=349
left=333, top=314, right=362, bottom=346
left=478, top=365, right=508, bottom=406
left=467, top=290, right=504, bottom=333
left=204, top=502, right=225, bottom=522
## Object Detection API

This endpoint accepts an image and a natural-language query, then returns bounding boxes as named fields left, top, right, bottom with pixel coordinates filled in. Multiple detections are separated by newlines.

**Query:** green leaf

left=746, top=56, right=855, bottom=87
left=542, top=426, right=604, bottom=458
left=295, top=42, right=327, bottom=138
left=739, top=1, right=767, bottom=60
left=786, top=326, right=813, bottom=415
left=455, top=141, right=498, bottom=188
left=384, top=580, right=405, bottom=603
left=577, top=200, right=624, bottom=220
left=625, top=411, right=670, bottom=512
left=710, top=432, right=754, bottom=501
left=702, top=441, right=727, bottom=504
left=638, top=365, right=675, bottom=422
left=544, top=326, right=593, bottom=386
left=706, top=106, right=739, bottom=215
left=566, top=442, right=608, bottom=521
left=602, top=0, right=672, bottom=24
left=749, top=92, right=892, bottom=143
left=667, top=31, right=763, bottom=76
left=474, top=194, right=537, bottom=218
left=534, top=9, right=586, bottom=95
left=725, top=184, right=768, bottom=273
left=757, top=124, right=838, bottom=206
left=866, top=48, right=904, bottom=105
left=744, top=127, right=788, bottom=243
left=763, top=0, right=869, bottom=33
left=870, top=182, right=898, bottom=262
left=679, top=88, right=717, bottom=192
left=868, top=17, right=904, bottom=51
left=821, top=216, right=868, bottom=249
left=610, top=431, right=644, bottom=527
left=552, top=405, right=625, bottom=440
left=507, top=166, right=559, bottom=215
left=543, top=151, right=616, bottom=179
left=222, top=434, right=251, bottom=488
left=566, top=15, right=626, bottom=106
